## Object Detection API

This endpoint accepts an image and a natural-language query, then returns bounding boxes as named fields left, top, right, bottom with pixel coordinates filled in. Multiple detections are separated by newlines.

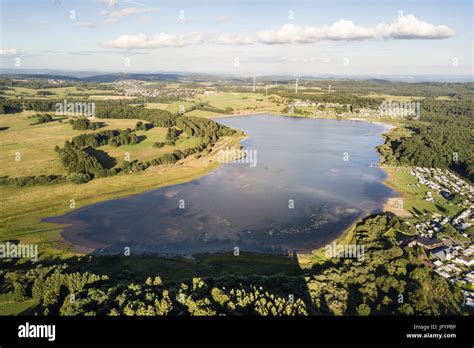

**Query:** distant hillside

left=80, top=73, right=183, bottom=83
left=0, top=74, right=81, bottom=81
left=0, top=72, right=184, bottom=83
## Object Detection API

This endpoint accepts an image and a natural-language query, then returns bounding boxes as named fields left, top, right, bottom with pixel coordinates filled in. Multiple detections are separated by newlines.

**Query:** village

left=398, top=167, right=474, bottom=308
left=288, top=97, right=423, bottom=120
left=113, top=80, right=196, bottom=99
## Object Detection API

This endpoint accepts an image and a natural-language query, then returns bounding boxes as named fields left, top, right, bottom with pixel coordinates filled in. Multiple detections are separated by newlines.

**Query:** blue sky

left=0, top=0, right=472, bottom=76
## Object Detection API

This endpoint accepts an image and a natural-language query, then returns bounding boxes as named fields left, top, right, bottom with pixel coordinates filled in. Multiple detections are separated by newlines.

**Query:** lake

left=46, top=115, right=394, bottom=255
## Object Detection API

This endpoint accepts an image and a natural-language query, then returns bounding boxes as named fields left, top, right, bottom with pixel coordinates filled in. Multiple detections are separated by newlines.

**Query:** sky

left=0, top=0, right=472, bottom=77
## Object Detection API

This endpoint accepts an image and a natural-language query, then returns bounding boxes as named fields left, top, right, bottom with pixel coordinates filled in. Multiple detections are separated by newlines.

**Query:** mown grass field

left=194, top=92, right=284, bottom=113
left=0, top=111, right=79, bottom=176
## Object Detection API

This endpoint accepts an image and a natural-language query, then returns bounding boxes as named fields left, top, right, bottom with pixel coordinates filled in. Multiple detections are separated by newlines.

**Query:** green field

left=194, top=92, right=285, bottom=114
left=384, top=166, right=463, bottom=218
left=0, top=109, right=244, bottom=256
left=0, top=299, right=39, bottom=316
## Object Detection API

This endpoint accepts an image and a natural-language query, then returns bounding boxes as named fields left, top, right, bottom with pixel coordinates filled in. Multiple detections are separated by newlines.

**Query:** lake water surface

left=46, top=115, right=394, bottom=255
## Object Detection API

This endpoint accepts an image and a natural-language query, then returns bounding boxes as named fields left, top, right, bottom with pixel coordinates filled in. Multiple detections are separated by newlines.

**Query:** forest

left=70, top=118, right=102, bottom=131
left=378, top=99, right=474, bottom=181
left=0, top=214, right=466, bottom=316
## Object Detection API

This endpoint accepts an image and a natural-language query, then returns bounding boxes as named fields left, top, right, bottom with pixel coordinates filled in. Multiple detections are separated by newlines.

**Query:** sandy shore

left=382, top=168, right=412, bottom=218
left=383, top=197, right=412, bottom=218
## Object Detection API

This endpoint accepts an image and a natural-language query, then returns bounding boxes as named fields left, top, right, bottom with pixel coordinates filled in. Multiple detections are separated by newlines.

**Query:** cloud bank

left=103, top=14, right=455, bottom=49
left=103, top=32, right=205, bottom=49
left=257, top=15, right=455, bottom=44
left=0, top=48, right=18, bottom=56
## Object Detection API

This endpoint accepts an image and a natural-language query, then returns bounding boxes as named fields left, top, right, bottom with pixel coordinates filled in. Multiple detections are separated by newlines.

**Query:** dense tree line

left=70, top=118, right=101, bottom=130
left=185, top=102, right=230, bottom=115
left=218, top=80, right=473, bottom=99
left=96, top=104, right=176, bottom=126
left=0, top=77, right=75, bottom=89
left=296, top=80, right=474, bottom=98
left=96, top=104, right=235, bottom=141
left=0, top=98, right=97, bottom=114
left=69, top=129, right=133, bottom=148
left=0, top=98, right=62, bottom=113
left=0, top=98, right=23, bottom=113
left=122, top=141, right=210, bottom=173
left=0, top=175, right=66, bottom=187
left=379, top=99, right=474, bottom=181
left=56, top=141, right=105, bottom=177
left=108, top=132, right=140, bottom=147
left=70, top=130, right=116, bottom=148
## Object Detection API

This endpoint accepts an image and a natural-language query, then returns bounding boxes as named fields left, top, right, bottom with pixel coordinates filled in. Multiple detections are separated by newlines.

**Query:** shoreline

left=0, top=133, right=246, bottom=255
left=67, top=112, right=404, bottom=260
left=277, top=113, right=409, bottom=264
left=84, top=113, right=403, bottom=261
left=7, top=112, right=406, bottom=262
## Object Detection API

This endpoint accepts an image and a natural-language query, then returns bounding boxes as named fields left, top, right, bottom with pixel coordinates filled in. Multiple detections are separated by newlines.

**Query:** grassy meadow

left=0, top=108, right=244, bottom=257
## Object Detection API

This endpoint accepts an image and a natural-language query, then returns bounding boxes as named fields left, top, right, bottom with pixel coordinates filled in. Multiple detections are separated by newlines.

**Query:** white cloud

left=103, top=32, right=204, bottom=49
left=96, top=0, right=118, bottom=6
left=214, top=33, right=254, bottom=45
left=257, top=21, right=375, bottom=44
left=102, top=14, right=454, bottom=50
left=0, top=48, right=18, bottom=56
left=73, top=21, right=97, bottom=28
left=100, top=7, right=160, bottom=23
left=375, top=14, right=455, bottom=39
left=256, top=15, right=454, bottom=44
